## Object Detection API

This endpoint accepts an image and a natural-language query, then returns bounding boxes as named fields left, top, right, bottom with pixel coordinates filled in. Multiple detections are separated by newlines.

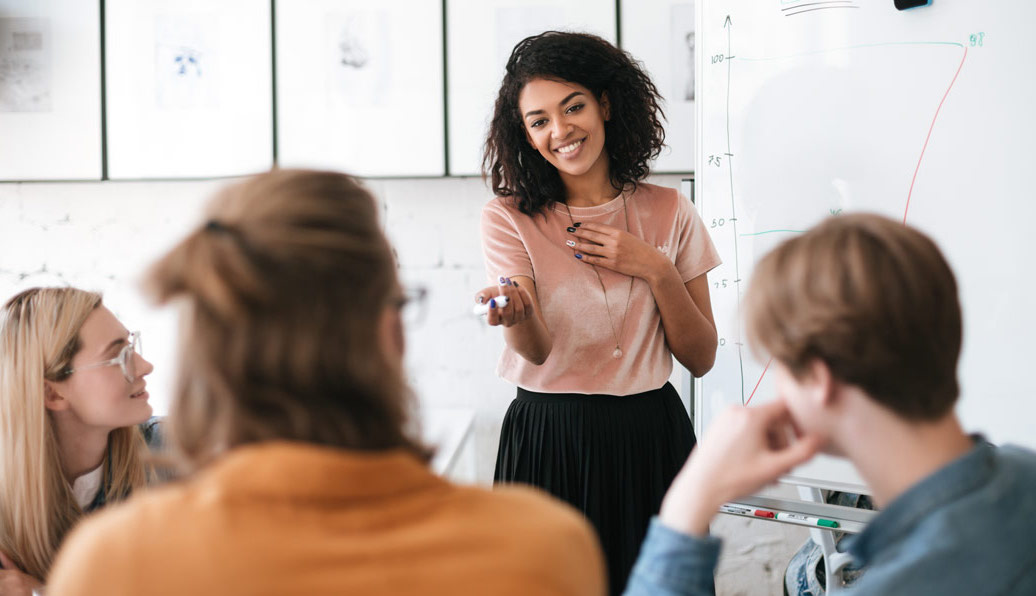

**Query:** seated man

left=626, top=213, right=1036, bottom=595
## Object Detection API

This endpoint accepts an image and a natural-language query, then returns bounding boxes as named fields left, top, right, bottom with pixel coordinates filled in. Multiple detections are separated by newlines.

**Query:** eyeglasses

left=64, top=332, right=142, bottom=383
left=395, top=286, right=428, bottom=327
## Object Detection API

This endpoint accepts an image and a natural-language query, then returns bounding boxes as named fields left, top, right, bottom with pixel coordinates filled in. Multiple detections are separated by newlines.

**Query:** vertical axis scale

left=723, top=15, right=746, bottom=403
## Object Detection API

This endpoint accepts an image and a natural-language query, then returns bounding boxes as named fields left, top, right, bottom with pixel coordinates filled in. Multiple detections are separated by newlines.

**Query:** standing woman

left=478, top=31, right=720, bottom=592
left=0, top=287, right=159, bottom=593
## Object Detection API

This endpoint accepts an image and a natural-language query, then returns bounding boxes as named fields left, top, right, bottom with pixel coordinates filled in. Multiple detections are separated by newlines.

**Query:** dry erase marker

left=753, top=509, right=776, bottom=519
left=775, top=512, right=839, bottom=528
left=719, top=504, right=753, bottom=515
left=473, top=295, right=509, bottom=316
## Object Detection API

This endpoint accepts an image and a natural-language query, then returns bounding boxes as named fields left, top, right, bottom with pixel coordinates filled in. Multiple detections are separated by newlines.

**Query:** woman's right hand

left=0, top=552, right=44, bottom=595
left=475, top=277, right=534, bottom=328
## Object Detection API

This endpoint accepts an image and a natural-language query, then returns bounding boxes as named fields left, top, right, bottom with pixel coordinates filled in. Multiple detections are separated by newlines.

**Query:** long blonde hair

left=0, top=287, right=150, bottom=580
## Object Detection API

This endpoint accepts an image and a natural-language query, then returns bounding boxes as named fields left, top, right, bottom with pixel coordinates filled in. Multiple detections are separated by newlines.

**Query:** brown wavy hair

left=745, top=213, right=962, bottom=421
left=483, top=31, right=666, bottom=215
left=145, top=169, right=430, bottom=472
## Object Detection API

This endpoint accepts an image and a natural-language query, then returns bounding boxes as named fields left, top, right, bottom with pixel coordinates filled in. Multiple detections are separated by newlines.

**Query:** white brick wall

left=0, top=174, right=546, bottom=481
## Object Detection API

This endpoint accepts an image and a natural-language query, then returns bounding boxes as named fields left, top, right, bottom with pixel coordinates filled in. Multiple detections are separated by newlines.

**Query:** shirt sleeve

left=673, top=194, right=722, bottom=284
left=480, top=199, right=535, bottom=284
left=141, top=416, right=164, bottom=451
left=623, top=518, right=722, bottom=596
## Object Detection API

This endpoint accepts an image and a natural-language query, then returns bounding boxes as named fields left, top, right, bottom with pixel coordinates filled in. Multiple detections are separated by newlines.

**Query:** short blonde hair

left=745, top=213, right=962, bottom=421
left=145, top=169, right=429, bottom=472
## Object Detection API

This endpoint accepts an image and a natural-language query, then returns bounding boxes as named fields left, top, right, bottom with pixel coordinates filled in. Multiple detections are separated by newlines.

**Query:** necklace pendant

left=612, top=347, right=622, bottom=359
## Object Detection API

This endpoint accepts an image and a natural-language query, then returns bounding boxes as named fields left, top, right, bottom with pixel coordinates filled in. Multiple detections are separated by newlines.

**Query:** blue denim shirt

left=625, top=440, right=1036, bottom=596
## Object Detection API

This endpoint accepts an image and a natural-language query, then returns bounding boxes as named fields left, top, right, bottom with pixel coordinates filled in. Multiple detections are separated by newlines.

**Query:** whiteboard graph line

left=744, top=357, right=773, bottom=406
left=903, top=45, right=968, bottom=224
left=723, top=38, right=967, bottom=406
left=735, top=40, right=964, bottom=63
left=785, top=5, right=860, bottom=18
left=782, top=0, right=858, bottom=14
left=724, top=14, right=747, bottom=404
left=740, top=229, right=806, bottom=237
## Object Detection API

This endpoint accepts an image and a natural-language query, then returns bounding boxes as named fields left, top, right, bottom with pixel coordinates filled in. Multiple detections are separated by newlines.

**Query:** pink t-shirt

left=481, top=183, right=721, bottom=395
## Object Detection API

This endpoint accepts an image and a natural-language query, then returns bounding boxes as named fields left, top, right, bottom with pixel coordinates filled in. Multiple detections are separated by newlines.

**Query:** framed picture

left=446, top=0, right=616, bottom=176
left=276, top=0, right=445, bottom=177
left=105, top=0, right=273, bottom=179
left=0, top=0, right=102, bottom=180
left=621, top=0, right=696, bottom=173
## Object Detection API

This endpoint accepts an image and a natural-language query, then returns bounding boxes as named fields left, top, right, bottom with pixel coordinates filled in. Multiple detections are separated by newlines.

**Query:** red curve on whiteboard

left=744, top=357, right=772, bottom=406
left=744, top=46, right=968, bottom=405
left=903, top=46, right=968, bottom=224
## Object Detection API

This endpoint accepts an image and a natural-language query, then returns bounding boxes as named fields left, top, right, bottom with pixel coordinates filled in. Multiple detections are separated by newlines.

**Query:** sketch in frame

left=326, top=10, right=390, bottom=108
left=0, top=17, right=52, bottom=113
left=154, top=14, right=218, bottom=110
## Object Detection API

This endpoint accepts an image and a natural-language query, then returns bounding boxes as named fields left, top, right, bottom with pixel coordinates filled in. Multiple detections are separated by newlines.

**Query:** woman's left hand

left=567, top=222, right=671, bottom=281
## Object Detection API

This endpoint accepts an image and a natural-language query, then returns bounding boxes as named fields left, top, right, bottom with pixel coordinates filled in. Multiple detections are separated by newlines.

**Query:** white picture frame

left=276, top=0, right=445, bottom=177
left=621, top=0, right=696, bottom=173
left=0, top=0, right=102, bottom=180
left=105, top=0, right=273, bottom=179
left=446, top=0, right=617, bottom=176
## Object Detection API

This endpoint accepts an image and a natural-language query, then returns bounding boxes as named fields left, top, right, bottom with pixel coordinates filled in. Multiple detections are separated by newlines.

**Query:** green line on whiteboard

left=736, top=40, right=964, bottom=62
left=740, top=229, right=806, bottom=237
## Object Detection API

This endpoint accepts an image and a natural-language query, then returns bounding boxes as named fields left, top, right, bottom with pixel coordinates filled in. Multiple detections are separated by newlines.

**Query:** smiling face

left=518, top=77, right=610, bottom=180
left=46, top=306, right=154, bottom=431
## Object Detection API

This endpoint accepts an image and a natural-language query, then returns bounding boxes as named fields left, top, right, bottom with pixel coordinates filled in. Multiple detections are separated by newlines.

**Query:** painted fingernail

left=477, top=296, right=485, bottom=304
left=565, top=240, right=576, bottom=247
left=574, top=222, right=582, bottom=227
left=513, top=281, right=520, bottom=287
left=575, top=254, right=583, bottom=260
left=566, top=227, right=576, bottom=233
left=490, top=299, right=497, bottom=308
left=498, top=276, right=506, bottom=284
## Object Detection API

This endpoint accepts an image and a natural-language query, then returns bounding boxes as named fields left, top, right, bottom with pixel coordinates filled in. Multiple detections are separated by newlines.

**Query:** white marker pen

left=775, top=512, right=839, bottom=528
left=719, top=504, right=753, bottom=516
left=473, top=295, right=509, bottom=316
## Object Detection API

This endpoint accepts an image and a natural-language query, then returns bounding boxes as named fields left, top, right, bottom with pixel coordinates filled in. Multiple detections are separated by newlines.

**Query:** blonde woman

left=47, top=170, right=605, bottom=596
left=0, top=287, right=159, bottom=593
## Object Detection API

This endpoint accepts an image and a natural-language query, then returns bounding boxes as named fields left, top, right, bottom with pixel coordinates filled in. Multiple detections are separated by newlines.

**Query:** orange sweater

left=47, top=442, right=606, bottom=596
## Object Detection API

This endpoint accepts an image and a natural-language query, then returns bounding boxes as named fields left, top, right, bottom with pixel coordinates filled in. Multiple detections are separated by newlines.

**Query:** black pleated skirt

left=494, top=382, right=696, bottom=595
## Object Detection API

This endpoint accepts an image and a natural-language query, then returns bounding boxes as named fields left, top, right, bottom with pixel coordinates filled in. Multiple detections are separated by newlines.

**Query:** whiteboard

left=0, top=0, right=101, bottom=180
left=105, top=0, right=272, bottom=179
left=620, top=0, right=696, bottom=173
left=696, top=0, right=1036, bottom=493
left=276, top=0, right=444, bottom=177
left=446, top=0, right=616, bottom=176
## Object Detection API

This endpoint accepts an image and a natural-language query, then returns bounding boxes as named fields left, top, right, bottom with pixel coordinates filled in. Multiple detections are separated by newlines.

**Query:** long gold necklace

left=563, top=194, right=635, bottom=359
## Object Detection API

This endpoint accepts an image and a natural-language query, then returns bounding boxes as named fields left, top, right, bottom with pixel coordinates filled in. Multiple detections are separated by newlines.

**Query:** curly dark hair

left=482, top=31, right=666, bottom=216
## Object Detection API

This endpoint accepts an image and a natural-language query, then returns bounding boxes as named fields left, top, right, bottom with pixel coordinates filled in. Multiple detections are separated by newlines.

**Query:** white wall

left=0, top=173, right=686, bottom=482
left=0, top=172, right=807, bottom=594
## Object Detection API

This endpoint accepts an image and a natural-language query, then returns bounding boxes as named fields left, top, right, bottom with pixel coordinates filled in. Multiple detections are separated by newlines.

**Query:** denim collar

left=848, top=435, right=992, bottom=566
